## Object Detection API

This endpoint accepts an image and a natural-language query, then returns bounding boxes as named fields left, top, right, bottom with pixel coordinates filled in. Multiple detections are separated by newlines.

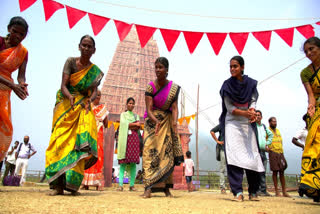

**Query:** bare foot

left=142, top=189, right=151, bottom=199
left=282, top=192, right=290, bottom=197
left=164, top=188, right=173, bottom=198
left=129, top=186, right=137, bottom=191
left=48, top=187, right=63, bottom=196
left=275, top=191, right=281, bottom=197
left=71, top=191, right=81, bottom=196
left=116, top=186, right=123, bottom=191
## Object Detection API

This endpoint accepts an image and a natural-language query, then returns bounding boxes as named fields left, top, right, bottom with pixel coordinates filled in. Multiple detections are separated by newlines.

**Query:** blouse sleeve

left=300, top=67, right=312, bottom=84
left=249, top=90, right=258, bottom=109
left=224, top=96, right=236, bottom=114
left=63, top=57, right=75, bottom=75
left=145, top=83, right=154, bottom=97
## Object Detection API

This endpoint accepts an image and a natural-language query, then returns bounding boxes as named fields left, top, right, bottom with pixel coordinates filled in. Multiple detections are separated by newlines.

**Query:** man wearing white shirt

left=15, top=136, right=36, bottom=185
left=2, top=141, right=19, bottom=184
left=292, top=114, right=308, bottom=150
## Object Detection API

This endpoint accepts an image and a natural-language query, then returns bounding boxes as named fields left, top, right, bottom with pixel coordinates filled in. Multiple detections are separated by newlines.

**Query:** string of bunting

left=19, top=0, right=320, bottom=55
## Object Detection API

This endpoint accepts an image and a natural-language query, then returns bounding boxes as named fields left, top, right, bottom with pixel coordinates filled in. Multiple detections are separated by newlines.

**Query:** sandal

left=232, top=193, right=244, bottom=202
left=129, top=186, right=137, bottom=191
left=249, top=193, right=260, bottom=201
left=116, top=186, right=124, bottom=191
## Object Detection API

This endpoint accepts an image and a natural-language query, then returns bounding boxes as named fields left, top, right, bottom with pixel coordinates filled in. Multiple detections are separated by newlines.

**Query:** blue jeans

left=258, top=151, right=268, bottom=193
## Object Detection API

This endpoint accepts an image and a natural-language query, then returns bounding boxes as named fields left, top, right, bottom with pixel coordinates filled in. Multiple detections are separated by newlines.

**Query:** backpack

left=16, top=143, right=32, bottom=157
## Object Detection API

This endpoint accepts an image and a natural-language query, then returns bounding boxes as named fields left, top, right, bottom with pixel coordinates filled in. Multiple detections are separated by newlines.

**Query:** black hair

left=15, top=140, right=19, bottom=144
left=268, top=117, right=276, bottom=123
left=8, top=16, right=28, bottom=33
left=256, top=110, right=262, bottom=117
left=80, top=35, right=95, bottom=47
left=302, top=114, right=307, bottom=122
left=304, top=37, right=320, bottom=49
left=126, top=97, right=135, bottom=104
left=155, top=57, right=169, bottom=70
left=230, top=55, right=244, bottom=74
left=186, top=151, right=191, bottom=158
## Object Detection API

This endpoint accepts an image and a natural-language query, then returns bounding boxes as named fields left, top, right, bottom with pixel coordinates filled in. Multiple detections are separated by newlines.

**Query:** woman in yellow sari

left=0, top=17, right=29, bottom=162
left=142, top=57, right=184, bottom=198
left=46, top=35, right=104, bottom=196
left=299, top=36, right=320, bottom=202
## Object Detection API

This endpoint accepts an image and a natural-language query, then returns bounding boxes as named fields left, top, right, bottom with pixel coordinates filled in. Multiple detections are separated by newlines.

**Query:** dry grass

left=0, top=184, right=319, bottom=214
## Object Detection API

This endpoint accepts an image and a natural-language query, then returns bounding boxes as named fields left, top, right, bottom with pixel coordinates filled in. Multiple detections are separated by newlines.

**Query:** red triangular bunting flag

left=88, top=13, right=110, bottom=36
left=252, top=31, right=272, bottom=51
left=229, top=32, right=249, bottom=54
left=159, top=28, right=181, bottom=52
left=65, top=6, right=87, bottom=29
left=114, top=20, right=133, bottom=41
left=136, top=25, right=157, bottom=48
left=206, top=33, right=227, bottom=55
left=19, top=0, right=37, bottom=12
left=183, top=31, right=204, bottom=54
left=42, top=0, right=64, bottom=21
left=296, top=25, right=314, bottom=39
left=274, top=27, right=294, bottom=47
left=316, top=21, right=320, bottom=25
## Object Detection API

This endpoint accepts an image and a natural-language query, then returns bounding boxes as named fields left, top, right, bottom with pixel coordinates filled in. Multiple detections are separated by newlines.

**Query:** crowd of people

left=0, top=16, right=319, bottom=203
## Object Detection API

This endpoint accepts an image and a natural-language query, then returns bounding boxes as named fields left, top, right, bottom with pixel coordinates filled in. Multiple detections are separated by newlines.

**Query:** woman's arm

left=171, top=100, right=178, bottom=134
left=61, top=73, right=74, bottom=107
left=224, top=96, right=256, bottom=121
left=17, top=58, right=28, bottom=95
left=145, top=95, right=160, bottom=134
left=303, top=82, right=316, bottom=117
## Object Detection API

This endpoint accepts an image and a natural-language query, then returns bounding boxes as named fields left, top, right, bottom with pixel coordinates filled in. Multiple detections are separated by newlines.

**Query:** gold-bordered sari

left=143, top=80, right=184, bottom=191
left=45, top=64, right=103, bottom=192
left=299, top=65, right=320, bottom=200
left=0, top=43, right=27, bottom=161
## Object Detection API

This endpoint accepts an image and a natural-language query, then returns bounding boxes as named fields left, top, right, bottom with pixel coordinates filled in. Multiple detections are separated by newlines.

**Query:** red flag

left=136, top=25, right=157, bottom=48
left=183, top=31, right=204, bottom=54
left=42, top=0, right=64, bottom=21
left=274, top=27, right=294, bottom=47
left=206, top=33, right=227, bottom=55
left=114, top=20, right=133, bottom=41
left=229, top=32, right=249, bottom=54
left=88, top=13, right=110, bottom=36
left=252, top=31, right=272, bottom=51
left=296, top=25, right=314, bottom=39
left=159, top=28, right=180, bottom=52
left=65, top=6, right=87, bottom=29
left=19, top=0, right=37, bottom=12
left=316, top=21, right=320, bottom=25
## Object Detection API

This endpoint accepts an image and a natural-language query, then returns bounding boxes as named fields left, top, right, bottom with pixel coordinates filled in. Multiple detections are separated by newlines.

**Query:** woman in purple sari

left=142, top=57, right=184, bottom=198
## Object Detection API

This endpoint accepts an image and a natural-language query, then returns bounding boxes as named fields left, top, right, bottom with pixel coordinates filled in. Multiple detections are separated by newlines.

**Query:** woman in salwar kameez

left=299, top=37, right=320, bottom=202
left=0, top=17, right=29, bottom=162
left=142, top=57, right=184, bottom=198
left=219, top=56, right=264, bottom=202
left=45, top=35, right=104, bottom=196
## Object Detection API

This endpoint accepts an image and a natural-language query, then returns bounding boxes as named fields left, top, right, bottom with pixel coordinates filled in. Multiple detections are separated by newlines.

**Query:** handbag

left=3, top=175, right=21, bottom=186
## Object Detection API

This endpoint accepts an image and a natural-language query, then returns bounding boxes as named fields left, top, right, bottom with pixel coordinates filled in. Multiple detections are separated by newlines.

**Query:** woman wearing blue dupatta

left=219, top=56, right=264, bottom=202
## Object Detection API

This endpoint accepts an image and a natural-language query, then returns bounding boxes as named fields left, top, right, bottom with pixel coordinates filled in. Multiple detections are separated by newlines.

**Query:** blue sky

left=1, top=0, right=320, bottom=173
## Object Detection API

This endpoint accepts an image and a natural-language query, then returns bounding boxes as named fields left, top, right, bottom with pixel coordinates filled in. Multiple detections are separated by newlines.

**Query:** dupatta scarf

left=0, top=43, right=27, bottom=161
left=143, top=80, right=184, bottom=190
left=45, top=64, right=103, bottom=192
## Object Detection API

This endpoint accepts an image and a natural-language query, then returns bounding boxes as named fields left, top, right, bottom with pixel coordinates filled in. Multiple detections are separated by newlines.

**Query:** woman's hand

left=308, top=103, right=315, bottom=118
left=172, top=122, right=178, bottom=134
left=155, top=121, right=160, bottom=136
left=84, top=100, right=91, bottom=114
left=217, top=140, right=224, bottom=145
left=12, top=83, right=28, bottom=100
left=247, top=108, right=257, bottom=123
left=69, top=96, right=75, bottom=109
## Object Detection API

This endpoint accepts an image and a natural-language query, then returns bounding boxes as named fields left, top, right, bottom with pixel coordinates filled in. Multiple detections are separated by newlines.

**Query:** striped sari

left=143, top=80, right=184, bottom=191
left=45, top=64, right=103, bottom=192
left=0, top=43, right=27, bottom=161
left=299, top=66, right=320, bottom=201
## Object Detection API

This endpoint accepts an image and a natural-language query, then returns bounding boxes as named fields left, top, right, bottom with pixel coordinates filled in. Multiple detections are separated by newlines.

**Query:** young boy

left=183, top=151, right=194, bottom=192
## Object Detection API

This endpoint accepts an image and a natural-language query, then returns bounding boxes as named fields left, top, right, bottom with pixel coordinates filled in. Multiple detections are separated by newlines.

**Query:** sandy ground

left=0, top=184, right=319, bottom=214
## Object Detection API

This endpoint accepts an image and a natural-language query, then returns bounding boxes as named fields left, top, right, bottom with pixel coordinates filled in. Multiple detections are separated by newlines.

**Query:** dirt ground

left=0, top=184, right=319, bottom=214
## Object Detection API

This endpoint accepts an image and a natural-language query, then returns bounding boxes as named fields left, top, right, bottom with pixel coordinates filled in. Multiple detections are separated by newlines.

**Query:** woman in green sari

left=45, top=35, right=104, bottom=196
left=299, top=36, right=320, bottom=202
left=142, top=57, right=184, bottom=198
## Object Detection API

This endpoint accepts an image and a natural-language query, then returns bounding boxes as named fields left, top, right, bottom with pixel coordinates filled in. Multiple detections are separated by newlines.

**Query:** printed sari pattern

left=0, top=43, right=27, bottom=161
left=300, top=66, right=320, bottom=200
left=45, top=64, right=103, bottom=191
left=82, top=103, right=108, bottom=188
left=143, top=81, right=184, bottom=190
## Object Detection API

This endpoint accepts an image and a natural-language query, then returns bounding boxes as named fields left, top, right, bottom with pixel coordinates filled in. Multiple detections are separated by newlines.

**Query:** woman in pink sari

left=142, top=57, right=184, bottom=198
left=0, top=17, right=29, bottom=162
